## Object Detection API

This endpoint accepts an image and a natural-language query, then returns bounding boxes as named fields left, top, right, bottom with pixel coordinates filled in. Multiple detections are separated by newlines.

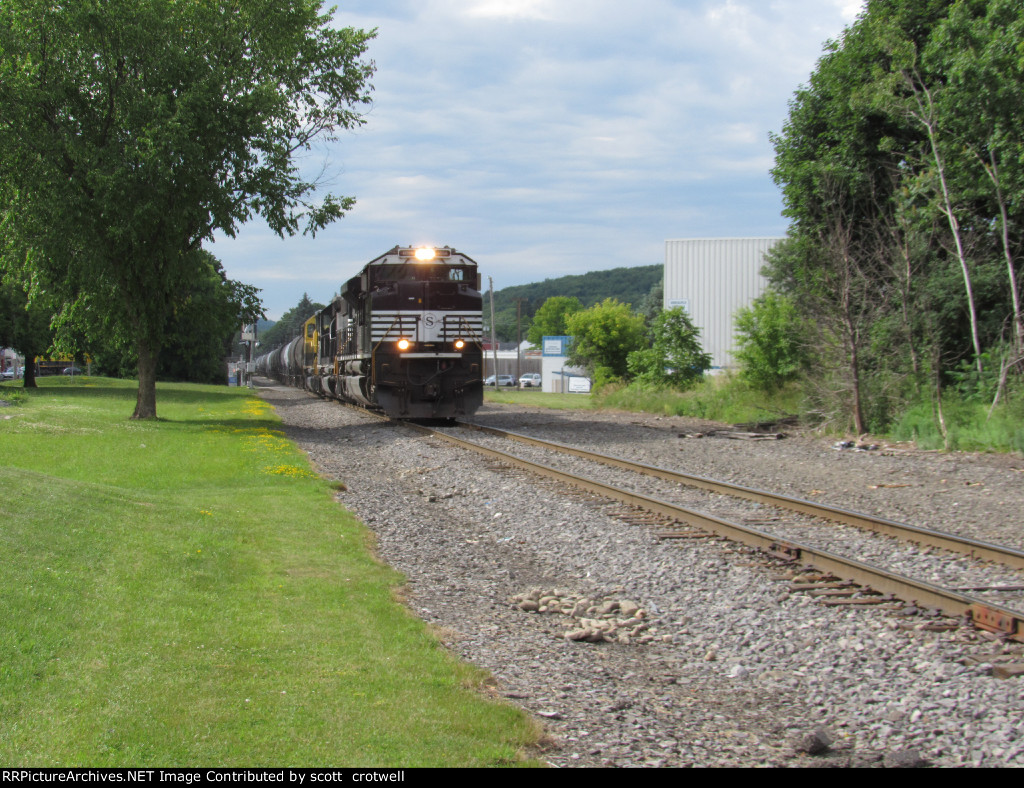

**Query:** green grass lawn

left=483, top=388, right=593, bottom=410
left=0, top=378, right=539, bottom=767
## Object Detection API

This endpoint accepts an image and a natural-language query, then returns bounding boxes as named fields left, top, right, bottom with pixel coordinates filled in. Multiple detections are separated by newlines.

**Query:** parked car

left=519, top=373, right=542, bottom=388
left=484, top=374, right=516, bottom=386
left=62, top=366, right=83, bottom=376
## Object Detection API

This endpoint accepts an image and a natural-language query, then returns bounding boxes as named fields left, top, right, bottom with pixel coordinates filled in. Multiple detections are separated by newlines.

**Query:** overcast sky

left=212, top=0, right=865, bottom=320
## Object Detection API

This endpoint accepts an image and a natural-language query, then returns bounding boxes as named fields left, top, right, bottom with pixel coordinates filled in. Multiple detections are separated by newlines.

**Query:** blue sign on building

left=542, top=336, right=571, bottom=357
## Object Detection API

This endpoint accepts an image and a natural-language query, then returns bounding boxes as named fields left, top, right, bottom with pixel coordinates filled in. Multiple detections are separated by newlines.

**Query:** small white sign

left=543, top=338, right=565, bottom=356
left=667, top=299, right=690, bottom=312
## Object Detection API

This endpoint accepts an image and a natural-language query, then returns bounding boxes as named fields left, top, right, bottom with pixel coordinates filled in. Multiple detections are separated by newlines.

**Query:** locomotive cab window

left=371, top=264, right=473, bottom=284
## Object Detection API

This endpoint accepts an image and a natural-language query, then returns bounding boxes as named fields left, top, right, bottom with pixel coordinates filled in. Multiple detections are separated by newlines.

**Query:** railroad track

left=391, top=417, right=1024, bottom=644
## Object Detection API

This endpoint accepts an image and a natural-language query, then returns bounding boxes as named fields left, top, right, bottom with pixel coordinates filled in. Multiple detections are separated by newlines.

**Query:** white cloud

left=461, top=0, right=552, bottom=20
left=705, top=0, right=755, bottom=33
left=836, top=0, right=866, bottom=22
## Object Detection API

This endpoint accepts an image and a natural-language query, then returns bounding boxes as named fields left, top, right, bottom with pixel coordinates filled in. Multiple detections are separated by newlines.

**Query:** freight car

left=256, top=245, right=484, bottom=419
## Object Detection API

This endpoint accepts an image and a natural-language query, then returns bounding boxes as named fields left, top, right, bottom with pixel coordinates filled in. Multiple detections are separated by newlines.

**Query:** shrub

left=733, top=291, right=809, bottom=393
left=626, top=307, right=711, bottom=389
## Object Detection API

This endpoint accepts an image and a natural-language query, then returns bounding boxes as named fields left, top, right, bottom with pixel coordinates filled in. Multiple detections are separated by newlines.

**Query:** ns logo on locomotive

left=255, top=246, right=484, bottom=420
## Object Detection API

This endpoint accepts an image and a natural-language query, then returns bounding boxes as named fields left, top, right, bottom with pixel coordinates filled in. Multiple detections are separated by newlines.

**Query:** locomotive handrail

left=370, top=315, right=404, bottom=390
left=371, top=313, right=418, bottom=343
left=372, top=315, right=408, bottom=347
left=452, top=315, right=483, bottom=344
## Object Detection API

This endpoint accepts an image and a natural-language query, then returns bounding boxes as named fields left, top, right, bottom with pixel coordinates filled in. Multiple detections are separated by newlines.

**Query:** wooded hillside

left=485, top=264, right=663, bottom=343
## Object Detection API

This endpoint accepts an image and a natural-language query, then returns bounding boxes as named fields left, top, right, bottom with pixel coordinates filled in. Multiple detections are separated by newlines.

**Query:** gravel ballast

left=255, top=382, right=1024, bottom=768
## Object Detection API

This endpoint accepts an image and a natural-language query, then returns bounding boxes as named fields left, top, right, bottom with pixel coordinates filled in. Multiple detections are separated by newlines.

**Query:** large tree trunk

left=22, top=357, right=37, bottom=388
left=132, top=336, right=159, bottom=420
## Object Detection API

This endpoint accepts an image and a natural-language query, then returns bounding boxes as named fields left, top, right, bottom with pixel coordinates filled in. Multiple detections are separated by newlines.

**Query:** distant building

left=663, top=237, right=783, bottom=369
left=1, top=348, right=23, bottom=376
left=482, top=340, right=541, bottom=382
left=540, top=336, right=590, bottom=393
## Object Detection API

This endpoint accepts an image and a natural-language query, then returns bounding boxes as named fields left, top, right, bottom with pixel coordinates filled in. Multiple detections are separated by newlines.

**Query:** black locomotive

left=255, top=245, right=484, bottom=419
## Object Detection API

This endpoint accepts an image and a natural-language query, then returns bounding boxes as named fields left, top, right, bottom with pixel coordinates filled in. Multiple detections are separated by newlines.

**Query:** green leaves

left=526, top=296, right=582, bottom=347
left=0, top=1, right=375, bottom=417
left=769, top=0, right=1024, bottom=430
left=627, top=307, right=712, bottom=390
left=565, top=298, right=647, bottom=382
left=733, top=291, right=809, bottom=393
left=260, top=293, right=326, bottom=351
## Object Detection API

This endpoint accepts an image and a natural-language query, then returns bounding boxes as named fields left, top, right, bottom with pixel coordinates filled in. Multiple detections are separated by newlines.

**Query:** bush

left=733, top=291, right=809, bottom=393
left=566, top=299, right=647, bottom=380
left=589, top=365, right=622, bottom=390
left=626, top=307, right=711, bottom=389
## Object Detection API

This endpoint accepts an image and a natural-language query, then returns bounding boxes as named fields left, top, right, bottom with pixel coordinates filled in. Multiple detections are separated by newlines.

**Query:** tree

left=769, top=0, right=1024, bottom=431
left=526, top=296, right=582, bottom=347
left=626, top=307, right=711, bottom=389
left=161, top=261, right=263, bottom=384
left=926, top=0, right=1024, bottom=359
left=873, top=38, right=984, bottom=372
left=150, top=253, right=266, bottom=383
left=40, top=251, right=264, bottom=384
left=765, top=182, right=892, bottom=434
left=0, top=267, right=55, bottom=389
left=565, top=299, right=646, bottom=385
left=733, top=291, right=809, bottom=393
left=0, top=204, right=56, bottom=388
left=260, top=293, right=327, bottom=351
left=0, top=0, right=375, bottom=418
left=637, top=279, right=664, bottom=327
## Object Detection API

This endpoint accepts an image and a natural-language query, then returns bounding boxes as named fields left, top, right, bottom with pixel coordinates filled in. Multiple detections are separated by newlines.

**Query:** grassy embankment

left=484, top=375, right=802, bottom=424
left=0, top=377, right=539, bottom=767
left=482, top=388, right=596, bottom=411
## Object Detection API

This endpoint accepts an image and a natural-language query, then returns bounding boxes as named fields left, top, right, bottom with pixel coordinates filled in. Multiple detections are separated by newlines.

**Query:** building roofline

left=664, top=237, right=786, bottom=242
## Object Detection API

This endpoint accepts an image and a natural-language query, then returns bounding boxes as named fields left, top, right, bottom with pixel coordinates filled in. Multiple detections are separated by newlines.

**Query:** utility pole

left=240, top=323, right=257, bottom=387
left=249, top=322, right=257, bottom=389
left=489, top=277, right=498, bottom=388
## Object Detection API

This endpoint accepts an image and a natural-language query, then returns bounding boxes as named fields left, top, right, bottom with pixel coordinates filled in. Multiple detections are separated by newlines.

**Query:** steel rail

left=456, top=421, right=1024, bottom=572
left=260, top=385, right=1023, bottom=640
left=408, top=421, right=1023, bottom=642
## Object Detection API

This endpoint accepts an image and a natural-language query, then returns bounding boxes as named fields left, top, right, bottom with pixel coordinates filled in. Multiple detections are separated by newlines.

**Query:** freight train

left=255, top=245, right=484, bottom=419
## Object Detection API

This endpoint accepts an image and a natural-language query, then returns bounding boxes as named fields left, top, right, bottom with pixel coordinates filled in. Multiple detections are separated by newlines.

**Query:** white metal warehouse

left=663, top=237, right=783, bottom=369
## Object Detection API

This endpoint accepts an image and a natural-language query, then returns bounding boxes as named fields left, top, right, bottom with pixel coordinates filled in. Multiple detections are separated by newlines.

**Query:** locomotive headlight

left=413, top=247, right=436, bottom=261
left=454, top=339, right=465, bottom=350
left=397, top=338, right=411, bottom=351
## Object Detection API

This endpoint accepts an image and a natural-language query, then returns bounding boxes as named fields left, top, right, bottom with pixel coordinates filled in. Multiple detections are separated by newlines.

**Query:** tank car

left=257, top=245, right=484, bottom=419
